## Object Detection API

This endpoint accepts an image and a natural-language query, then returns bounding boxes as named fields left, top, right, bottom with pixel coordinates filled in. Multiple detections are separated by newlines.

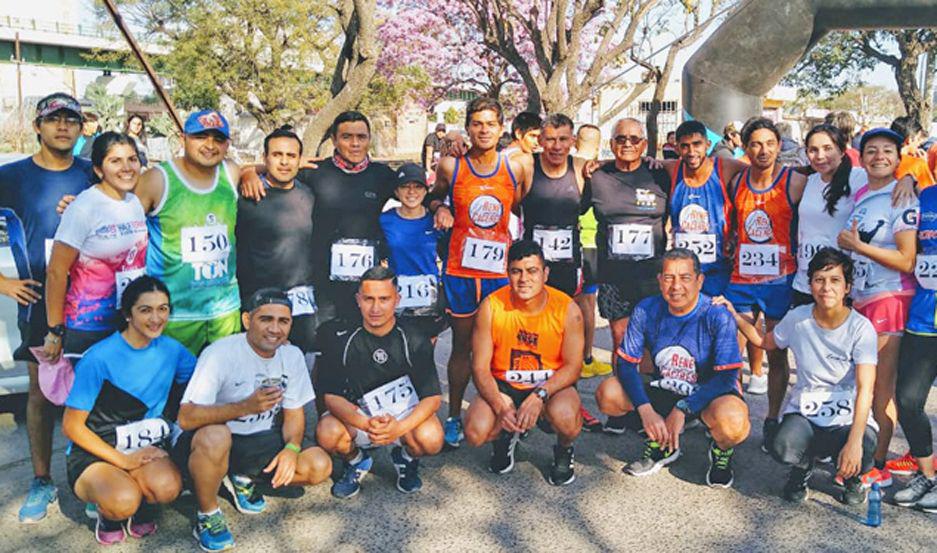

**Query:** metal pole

left=14, top=32, right=23, bottom=152
left=101, top=0, right=184, bottom=134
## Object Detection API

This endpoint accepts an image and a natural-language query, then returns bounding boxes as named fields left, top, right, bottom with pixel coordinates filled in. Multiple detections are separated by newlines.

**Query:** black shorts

left=399, top=314, right=448, bottom=338
left=315, top=283, right=362, bottom=329
left=63, top=328, right=112, bottom=357
left=66, top=439, right=173, bottom=492
left=14, top=303, right=48, bottom=363
left=546, top=263, right=583, bottom=297
left=620, top=376, right=744, bottom=431
left=171, top=428, right=285, bottom=481
left=287, top=314, right=318, bottom=353
left=581, top=248, right=599, bottom=287
left=496, top=379, right=534, bottom=408
left=597, top=280, right=657, bottom=321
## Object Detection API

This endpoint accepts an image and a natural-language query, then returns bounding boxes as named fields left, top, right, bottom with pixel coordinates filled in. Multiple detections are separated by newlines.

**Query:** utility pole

left=14, top=32, right=23, bottom=152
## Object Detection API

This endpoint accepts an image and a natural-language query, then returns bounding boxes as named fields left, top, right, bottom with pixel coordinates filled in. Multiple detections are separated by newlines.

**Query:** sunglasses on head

left=613, top=134, right=645, bottom=146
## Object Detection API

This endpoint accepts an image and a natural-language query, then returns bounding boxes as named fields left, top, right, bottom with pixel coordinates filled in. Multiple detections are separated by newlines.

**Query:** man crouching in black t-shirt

left=315, top=266, right=443, bottom=498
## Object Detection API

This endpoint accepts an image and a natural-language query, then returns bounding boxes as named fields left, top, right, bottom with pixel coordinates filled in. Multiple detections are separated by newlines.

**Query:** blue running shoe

left=444, top=417, right=464, bottom=448
left=331, top=452, right=373, bottom=499
left=391, top=446, right=422, bottom=494
left=18, top=477, right=57, bottom=524
left=85, top=502, right=98, bottom=520
left=222, top=474, right=266, bottom=514
left=193, top=511, right=235, bottom=552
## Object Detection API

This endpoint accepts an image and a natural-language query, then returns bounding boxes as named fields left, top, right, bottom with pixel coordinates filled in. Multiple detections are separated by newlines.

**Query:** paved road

left=0, top=320, right=935, bottom=552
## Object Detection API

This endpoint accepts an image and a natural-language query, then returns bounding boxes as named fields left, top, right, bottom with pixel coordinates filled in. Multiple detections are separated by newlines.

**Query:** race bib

left=286, top=285, right=317, bottom=316
left=532, top=226, right=574, bottom=262
left=739, top=243, right=780, bottom=276
left=674, top=232, right=716, bottom=264
left=181, top=224, right=230, bottom=264
left=115, top=268, right=146, bottom=304
left=798, top=240, right=828, bottom=265
left=915, top=255, right=937, bottom=290
left=609, top=224, right=654, bottom=257
left=45, top=238, right=54, bottom=265
left=397, top=274, right=437, bottom=309
left=505, top=369, right=554, bottom=388
left=362, top=375, right=419, bottom=420
left=330, top=239, right=375, bottom=281
left=650, top=378, right=698, bottom=397
left=461, top=236, right=507, bottom=274
left=114, top=418, right=171, bottom=454
left=799, top=388, right=854, bottom=427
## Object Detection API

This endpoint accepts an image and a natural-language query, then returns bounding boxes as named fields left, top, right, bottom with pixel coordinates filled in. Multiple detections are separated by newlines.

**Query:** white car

left=0, top=153, right=32, bottom=397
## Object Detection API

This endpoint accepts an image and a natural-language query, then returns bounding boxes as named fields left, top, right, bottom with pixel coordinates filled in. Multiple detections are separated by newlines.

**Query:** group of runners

left=2, top=91, right=937, bottom=551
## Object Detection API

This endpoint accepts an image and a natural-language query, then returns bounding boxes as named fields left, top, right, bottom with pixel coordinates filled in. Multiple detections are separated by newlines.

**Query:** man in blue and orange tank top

left=426, top=97, right=534, bottom=448
left=464, top=240, right=584, bottom=485
left=723, top=118, right=808, bottom=454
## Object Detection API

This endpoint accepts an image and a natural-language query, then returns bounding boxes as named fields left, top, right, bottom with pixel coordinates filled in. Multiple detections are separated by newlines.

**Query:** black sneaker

left=624, top=439, right=681, bottom=476
left=761, top=418, right=779, bottom=454
left=548, top=445, right=575, bottom=486
left=783, top=466, right=812, bottom=503
left=706, top=441, right=735, bottom=488
left=581, top=406, right=603, bottom=433
left=489, top=431, right=518, bottom=474
left=603, top=415, right=628, bottom=435
left=840, top=475, right=867, bottom=505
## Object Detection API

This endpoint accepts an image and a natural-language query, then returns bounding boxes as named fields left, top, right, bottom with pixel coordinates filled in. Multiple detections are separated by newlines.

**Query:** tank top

left=147, top=160, right=240, bottom=321
left=522, top=154, right=581, bottom=265
left=908, top=185, right=937, bottom=335
left=730, top=167, right=796, bottom=284
left=669, top=158, right=731, bottom=275
left=445, top=152, right=517, bottom=278
left=488, top=285, right=571, bottom=390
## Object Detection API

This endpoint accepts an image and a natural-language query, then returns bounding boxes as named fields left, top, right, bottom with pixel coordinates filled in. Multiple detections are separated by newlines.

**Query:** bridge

left=0, top=15, right=165, bottom=73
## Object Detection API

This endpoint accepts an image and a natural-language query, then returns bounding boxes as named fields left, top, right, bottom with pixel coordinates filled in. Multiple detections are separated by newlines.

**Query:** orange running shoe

left=885, top=451, right=919, bottom=476
left=860, top=467, right=893, bottom=488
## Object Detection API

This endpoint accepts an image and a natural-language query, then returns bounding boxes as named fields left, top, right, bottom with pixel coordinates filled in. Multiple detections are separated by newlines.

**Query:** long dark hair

left=805, top=124, right=852, bottom=216
left=125, top=114, right=147, bottom=145
left=119, top=275, right=171, bottom=330
left=90, top=132, right=140, bottom=184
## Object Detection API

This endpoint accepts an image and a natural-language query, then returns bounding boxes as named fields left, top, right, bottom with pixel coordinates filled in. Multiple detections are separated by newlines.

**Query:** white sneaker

left=747, top=374, right=768, bottom=395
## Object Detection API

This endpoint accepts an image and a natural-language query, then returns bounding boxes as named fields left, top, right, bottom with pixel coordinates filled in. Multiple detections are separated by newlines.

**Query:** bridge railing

left=0, top=16, right=120, bottom=40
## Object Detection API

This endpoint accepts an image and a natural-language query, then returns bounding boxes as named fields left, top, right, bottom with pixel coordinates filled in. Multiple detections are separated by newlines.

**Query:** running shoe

left=783, top=466, right=812, bottom=503
left=624, top=440, right=681, bottom=476
left=444, top=417, right=464, bottom=448
left=860, top=467, right=893, bottom=489
left=85, top=502, right=98, bottom=520
left=489, top=431, right=519, bottom=474
left=548, top=445, right=575, bottom=486
left=894, top=473, right=937, bottom=507
left=747, top=373, right=768, bottom=395
left=603, top=415, right=628, bottom=435
left=885, top=451, right=936, bottom=476
left=126, top=502, right=158, bottom=538
left=222, top=474, right=266, bottom=514
left=95, top=517, right=126, bottom=546
left=840, top=476, right=867, bottom=505
left=18, top=476, right=57, bottom=524
left=580, top=406, right=603, bottom=433
left=706, top=441, right=735, bottom=488
left=761, top=418, right=779, bottom=454
left=581, top=357, right=612, bottom=378
left=194, top=510, right=235, bottom=552
left=391, top=446, right=422, bottom=494
left=916, top=487, right=937, bottom=513
left=331, top=452, right=373, bottom=499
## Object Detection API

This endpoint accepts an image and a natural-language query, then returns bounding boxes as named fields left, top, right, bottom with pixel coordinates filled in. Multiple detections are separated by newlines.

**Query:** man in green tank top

left=135, top=110, right=242, bottom=353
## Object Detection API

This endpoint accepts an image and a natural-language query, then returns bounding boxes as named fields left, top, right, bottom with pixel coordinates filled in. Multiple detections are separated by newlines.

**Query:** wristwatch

left=675, top=399, right=693, bottom=417
left=48, top=324, right=66, bottom=338
left=533, top=387, right=549, bottom=402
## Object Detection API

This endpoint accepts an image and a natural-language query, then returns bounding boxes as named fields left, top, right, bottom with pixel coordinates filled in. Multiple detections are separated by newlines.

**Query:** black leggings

left=772, top=413, right=876, bottom=472
left=896, top=332, right=937, bottom=458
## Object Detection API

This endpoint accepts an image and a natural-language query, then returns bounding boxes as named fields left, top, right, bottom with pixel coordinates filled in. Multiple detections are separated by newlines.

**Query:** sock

left=35, top=475, right=52, bottom=485
left=348, top=450, right=364, bottom=465
left=401, top=448, right=415, bottom=463
left=875, top=459, right=885, bottom=470
left=198, top=507, right=221, bottom=519
left=99, top=516, right=124, bottom=531
left=134, top=502, right=157, bottom=523
left=231, top=473, right=252, bottom=486
left=584, top=355, right=593, bottom=365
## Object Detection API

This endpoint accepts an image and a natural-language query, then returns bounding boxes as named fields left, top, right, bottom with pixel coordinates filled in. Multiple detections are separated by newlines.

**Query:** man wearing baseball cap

left=134, top=109, right=243, bottom=355
left=174, top=287, right=331, bottom=551
left=422, top=122, right=447, bottom=170
left=0, top=92, right=93, bottom=523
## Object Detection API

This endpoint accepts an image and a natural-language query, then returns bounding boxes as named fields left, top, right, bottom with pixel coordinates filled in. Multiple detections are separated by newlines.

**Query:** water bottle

left=865, top=482, right=882, bottom=527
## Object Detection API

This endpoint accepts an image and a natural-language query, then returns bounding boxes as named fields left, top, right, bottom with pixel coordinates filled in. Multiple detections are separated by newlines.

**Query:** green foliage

left=84, top=82, right=125, bottom=132
left=783, top=32, right=876, bottom=97
left=443, top=106, right=462, bottom=125
left=359, top=65, right=433, bottom=114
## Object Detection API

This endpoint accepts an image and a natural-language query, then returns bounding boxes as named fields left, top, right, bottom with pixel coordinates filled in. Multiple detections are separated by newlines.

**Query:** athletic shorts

left=789, top=289, right=814, bottom=309
left=597, top=279, right=658, bottom=322
left=171, top=428, right=285, bottom=481
left=399, top=314, right=448, bottom=338
left=442, top=274, right=508, bottom=317
left=496, top=378, right=535, bottom=408
left=315, top=281, right=362, bottom=328
left=67, top=439, right=174, bottom=491
left=620, top=376, right=743, bottom=431
left=546, top=263, right=583, bottom=298
left=320, top=411, right=401, bottom=450
left=286, top=314, right=317, bottom=354
left=701, top=267, right=730, bottom=297
left=724, top=276, right=794, bottom=321
left=14, top=303, right=48, bottom=364
left=164, top=310, right=242, bottom=355
left=581, top=248, right=599, bottom=294
left=854, top=293, right=913, bottom=335
left=63, top=328, right=112, bottom=358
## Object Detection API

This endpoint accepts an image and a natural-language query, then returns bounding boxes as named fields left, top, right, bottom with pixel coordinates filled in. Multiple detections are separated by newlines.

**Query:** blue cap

left=183, top=109, right=230, bottom=139
left=860, top=127, right=903, bottom=152
left=395, top=162, right=427, bottom=187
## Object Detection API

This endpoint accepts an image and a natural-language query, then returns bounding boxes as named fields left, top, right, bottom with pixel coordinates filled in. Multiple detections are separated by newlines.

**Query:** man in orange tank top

left=464, top=240, right=584, bottom=485
left=426, top=98, right=534, bottom=448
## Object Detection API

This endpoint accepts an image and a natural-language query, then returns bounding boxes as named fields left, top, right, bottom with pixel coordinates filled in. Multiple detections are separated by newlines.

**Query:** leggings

left=896, top=332, right=937, bottom=458
left=772, top=413, right=876, bottom=472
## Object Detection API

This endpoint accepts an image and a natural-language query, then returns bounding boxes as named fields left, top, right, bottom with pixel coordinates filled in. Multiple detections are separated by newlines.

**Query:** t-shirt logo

left=678, top=204, right=711, bottom=233
left=744, top=209, right=773, bottom=243
left=510, top=349, right=542, bottom=371
left=516, top=329, right=538, bottom=348
left=469, top=195, right=503, bottom=228
left=654, top=345, right=698, bottom=383
left=636, top=188, right=657, bottom=208
left=372, top=349, right=388, bottom=364
left=206, top=212, right=218, bottom=225
left=198, top=112, right=225, bottom=129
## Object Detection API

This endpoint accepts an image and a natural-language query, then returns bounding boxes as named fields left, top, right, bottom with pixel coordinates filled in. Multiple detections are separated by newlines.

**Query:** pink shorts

left=855, top=294, right=912, bottom=335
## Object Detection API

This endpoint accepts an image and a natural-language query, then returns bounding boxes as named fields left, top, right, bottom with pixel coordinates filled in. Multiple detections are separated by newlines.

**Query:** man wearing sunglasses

left=0, top=93, right=94, bottom=523
left=582, top=118, right=671, bottom=433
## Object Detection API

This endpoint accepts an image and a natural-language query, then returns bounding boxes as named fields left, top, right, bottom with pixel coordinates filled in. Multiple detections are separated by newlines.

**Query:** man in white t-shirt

left=173, top=288, right=332, bottom=552
left=718, top=247, right=877, bottom=506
